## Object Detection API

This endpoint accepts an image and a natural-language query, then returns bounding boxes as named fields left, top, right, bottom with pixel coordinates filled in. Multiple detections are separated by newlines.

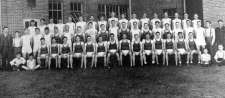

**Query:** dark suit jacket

left=0, top=34, right=13, bottom=58
left=215, top=26, right=225, bottom=46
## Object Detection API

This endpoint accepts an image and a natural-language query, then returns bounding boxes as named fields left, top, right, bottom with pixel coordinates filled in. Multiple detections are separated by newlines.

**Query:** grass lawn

left=0, top=65, right=225, bottom=98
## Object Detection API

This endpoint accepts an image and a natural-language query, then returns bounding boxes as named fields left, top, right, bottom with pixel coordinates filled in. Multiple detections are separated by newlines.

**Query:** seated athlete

left=154, top=32, right=164, bottom=65
left=59, top=37, right=71, bottom=69
left=132, top=34, right=143, bottom=67
left=142, top=33, right=155, bottom=64
left=98, top=24, right=109, bottom=42
left=164, top=33, right=177, bottom=66
left=119, top=34, right=132, bottom=67
left=187, top=32, right=200, bottom=64
left=84, top=36, right=96, bottom=69
left=176, top=32, right=188, bottom=65
left=95, top=36, right=107, bottom=67
left=107, top=34, right=120, bottom=66
left=37, top=38, right=49, bottom=68
left=71, top=36, right=84, bottom=68
left=49, top=37, right=60, bottom=69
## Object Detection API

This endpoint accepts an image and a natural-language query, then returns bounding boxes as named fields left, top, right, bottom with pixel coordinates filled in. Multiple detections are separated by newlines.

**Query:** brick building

left=0, top=0, right=224, bottom=32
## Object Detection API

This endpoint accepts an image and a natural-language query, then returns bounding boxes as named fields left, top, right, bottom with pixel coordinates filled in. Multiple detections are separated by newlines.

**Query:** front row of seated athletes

left=10, top=30, right=225, bottom=71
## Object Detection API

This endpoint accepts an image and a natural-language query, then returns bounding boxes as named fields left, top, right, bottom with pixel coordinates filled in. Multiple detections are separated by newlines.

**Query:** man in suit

left=0, top=27, right=13, bottom=70
left=215, top=20, right=225, bottom=47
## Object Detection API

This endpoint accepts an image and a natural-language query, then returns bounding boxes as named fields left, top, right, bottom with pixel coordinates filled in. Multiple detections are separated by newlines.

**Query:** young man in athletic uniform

left=63, top=25, right=73, bottom=45
left=163, top=23, right=173, bottom=39
left=187, top=32, right=200, bottom=64
left=176, top=32, right=188, bottom=65
left=48, top=18, right=55, bottom=35
left=192, top=14, right=201, bottom=29
left=98, top=24, right=109, bottom=42
left=88, top=16, right=97, bottom=30
left=109, top=20, right=119, bottom=41
left=21, top=29, right=33, bottom=58
left=108, top=12, right=119, bottom=29
left=71, top=36, right=84, bottom=68
left=56, top=19, right=65, bottom=35
left=152, top=21, right=163, bottom=38
left=43, top=27, right=52, bottom=46
left=49, top=37, right=60, bottom=69
left=95, top=36, right=107, bottom=67
left=182, top=13, right=190, bottom=30
left=52, top=26, right=62, bottom=44
left=151, top=13, right=161, bottom=30
left=107, top=34, right=120, bottom=66
left=38, top=18, right=47, bottom=35
left=85, top=22, right=98, bottom=43
left=119, top=14, right=128, bottom=29
left=184, top=20, right=194, bottom=40
left=154, top=32, right=164, bottom=65
left=141, top=23, right=153, bottom=40
left=59, top=37, right=71, bottom=69
left=132, top=34, right=143, bottom=66
left=129, top=13, right=140, bottom=31
left=140, top=13, right=150, bottom=30
left=204, top=21, right=215, bottom=54
left=164, top=33, right=177, bottom=66
left=84, top=36, right=96, bottom=69
left=74, top=26, right=85, bottom=42
left=173, top=22, right=184, bottom=40
left=162, top=12, right=171, bottom=29
left=76, top=16, right=87, bottom=33
left=172, top=13, right=182, bottom=30
left=66, top=17, right=76, bottom=35
left=120, top=34, right=132, bottom=67
left=131, top=22, right=141, bottom=41
left=33, top=28, right=43, bottom=57
left=98, top=16, right=107, bottom=31
left=194, top=21, right=206, bottom=52
left=37, top=38, right=49, bottom=68
left=119, top=22, right=131, bottom=40
left=142, top=33, right=155, bottom=64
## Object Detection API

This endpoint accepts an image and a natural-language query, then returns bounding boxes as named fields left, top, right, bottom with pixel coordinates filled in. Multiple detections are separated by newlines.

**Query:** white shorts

left=155, top=50, right=163, bottom=55
left=51, top=54, right=58, bottom=58
left=97, top=52, right=105, bottom=57
left=196, top=40, right=206, bottom=47
left=166, top=49, right=174, bottom=54
left=22, top=47, right=32, bottom=54
left=86, top=52, right=94, bottom=57
left=73, top=53, right=82, bottom=57
left=178, top=49, right=186, bottom=54
left=144, top=50, right=152, bottom=55
left=121, top=50, right=130, bottom=56
left=109, top=50, right=117, bottom=54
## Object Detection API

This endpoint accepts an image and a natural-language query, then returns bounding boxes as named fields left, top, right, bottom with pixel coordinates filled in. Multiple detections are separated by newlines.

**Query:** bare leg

left=166, top=52, right=169, bottom=66
left=81, top=55, right=84, bottom=68
left=104, top=55, right=106, bottom=67
left=120, top=53, right=123, bottom=66
left=83, top=55, right=87, bottom=69
left=70, top=55, right=73, bottom=69
left=130, top=52, right=133, bottom=67
left=140, top=53, right=143, bottom=66
left=92, top=55, right=95, bottom=68
left=132, top=54, right=135, bottom=67
left=143, top=53, right=147, bottom=64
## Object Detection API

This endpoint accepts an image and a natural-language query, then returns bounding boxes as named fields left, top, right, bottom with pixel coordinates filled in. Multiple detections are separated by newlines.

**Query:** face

left=175, top=13, right=179, bottom=18
left=164, top=12, right=168, bottom=18
left=40, top=19, right=45, bottom=24
left=197, top=22, right=201, bottom=27
left=121, top=14, right=125, bottom=18
left=99, top=37, right=103, bottom=42
left=155, top=22, right=160, bottom=27
left=15, top=32, right=20, bottom=37
left=143, top=13, right=147, bottom=18
left=194, top=14, right=198, bottom=19
left=58, top=19, right=63, bottom=23
left=110, top=35, right=115, bottom=40
left=184, top=13, right=189, bottom=19
left=16, top=54, right=21, bottom=58
left=133, top=22, right=138, bottom=28
left=65, top=25, right=69, bottom=32
left=100, top=16, right=104, bottom=21
left=133, top=14, right=137, bottom=18
left=25, top=29, right=30, bottom=35
left=77, top=27, right=82, bottom=32
left=29, top=55, right=34, bottom=60
left=122, top=23, right=126, bottom=28
left=63, top=38, right=67, bottom=43
left=3, top=28, right=9, bottom=33
left=167, top=33, right=171, bottom=39
left=178, top=33, right=183, bottom=38
left=41, top=39, right=45, bottom=44
left=50, top=19, right=54, bottom=23
left=111, top=12, right=115, bottom=17
left=144, top=24, right=148, bottom=29
left=154, top=13, right=158, bottom=18
left=35, top=29, right=40, bottom=34
left=203, top=49, right=208, bottom=53
left=134, top=35, right=138, bottom=40
left=90, top=16, right=94, bottom=21
left=122, top=34, right=127, bottom=39
left=79, top=16, right=83, bottom=21
left=88, top=23, right=93, bottom=28
left=218, top=21, right=223, bottom=26
left=218, top=45, right=223, bottom=50
left=54, top=27, right=59, bottom=34
left=100, top=25, right=105, bottom=30
left=52, top=39, right=56, bottom=44
left=188, top=33, right=193, bottom=39
left=146, top=34, right=150, bottom=39
left=165, top=24, right=170, bottom=29
left=205, top=22, right=210, bottom=28
left=87, top=37, right=91, bottom=42
left=45, top=29, right=49, bottom=34
left=31, top=21, right=35, bottom=26
left=68, top=17, right=73, bottom=22
left=76, top=36, right=81, bottom=42
left=111, top=21, right=116, bottom=26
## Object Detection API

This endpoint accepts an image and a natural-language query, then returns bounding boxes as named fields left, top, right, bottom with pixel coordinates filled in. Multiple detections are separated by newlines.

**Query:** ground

left=0, top=65, right=225, bottom=98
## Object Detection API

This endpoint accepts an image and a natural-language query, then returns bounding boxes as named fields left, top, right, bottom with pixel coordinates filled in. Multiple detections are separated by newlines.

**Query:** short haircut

left=35, top=28, right=40, bottom=31
left=40, top=37, right=45, bottom=40
left=45, top=27, right=49, bottom=30
left=218, top=19, right=223, bottom=23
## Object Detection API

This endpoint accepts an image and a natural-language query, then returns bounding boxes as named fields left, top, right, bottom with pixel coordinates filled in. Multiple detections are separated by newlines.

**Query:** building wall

left=186, top=0, right=203, bottom=20
left=203, top=0, right=225, bottom=27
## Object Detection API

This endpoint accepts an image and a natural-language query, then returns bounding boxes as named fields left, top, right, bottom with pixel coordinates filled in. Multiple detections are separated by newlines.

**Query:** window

left=48, top=0, right=63, bottom=23
left=163, top=8, right=177, bottom=18
left=98, top=4, right=128, bottom=18
left=70, top=2, right=82, bottom=22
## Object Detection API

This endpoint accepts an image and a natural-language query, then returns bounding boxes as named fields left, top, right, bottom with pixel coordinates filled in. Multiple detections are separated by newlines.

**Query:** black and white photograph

left=0, top=0, right=225, bottom=97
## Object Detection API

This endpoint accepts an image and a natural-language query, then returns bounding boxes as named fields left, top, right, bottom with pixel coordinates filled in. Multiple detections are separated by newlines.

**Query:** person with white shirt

left=98, top=16, right=107, bottom=31
left=33, top=28, right=43, bottom=57
left=108, top=12, right=119, bottom=28
left=22, top=29, right=33, bottom=58
left=173, top=22, right=184, bottom=40
left=131, top=22, right=141, bottom=40
left=66, top=17, right=76, bottom=35
left=43, top=27, right=52, bottom=46
left=88, top=16, right=97, bottom=30
left=48, top=18, right=55, bottom=35
left=28, top=20, right=37, bottom=37
left=141, top=23, right=152, bottom=40
left=109, top=20, right=119, bottom=41
left=182, top=13, right=191, bottom=30
left=129, top=13, right=140, bottom=30
left=162, top=23, right=173, bottom=39
left=119, top=14, right=129, bottom=29
left=152, top=21, right=163, bottom=38
left=184, top=20, right=194, bottom=40
left=56, top=19, right=65, bottom=35
left=76, top=16, right=87, bottom=33
left=13, top=31, right=22, bottom=57
left=63, top=25, right=73, bottom=45
left=10, top=53, right=26, bottom=71
left=204, top=21, right=215, bottom=54
left=85, top=22, right=98, bottom=43
left=172, top=13, right=182, bottom=30
left=22, top=54, right=40, bottom=71
left=201, top=49, right=211, bottom=65
left=162, top=12, right=171, bottom=29
left=140, top=13, right=150, bottom=30
left=214, top=45, right=225, bottom=66
left=38, top=18, right=47, bottom=35
left=151, top=13, right=161, bottom=30
left=192, top=14, right=201, bottom=29
left=194, top=21, right=206, bottom=52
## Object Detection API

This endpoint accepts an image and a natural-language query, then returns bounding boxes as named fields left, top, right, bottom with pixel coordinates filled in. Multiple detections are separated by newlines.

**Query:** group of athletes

left=11, top=12, right=216, bottom=70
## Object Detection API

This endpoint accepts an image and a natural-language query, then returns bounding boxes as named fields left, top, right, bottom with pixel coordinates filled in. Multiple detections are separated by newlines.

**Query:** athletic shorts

left=22, top=46, right=32, bottom=54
